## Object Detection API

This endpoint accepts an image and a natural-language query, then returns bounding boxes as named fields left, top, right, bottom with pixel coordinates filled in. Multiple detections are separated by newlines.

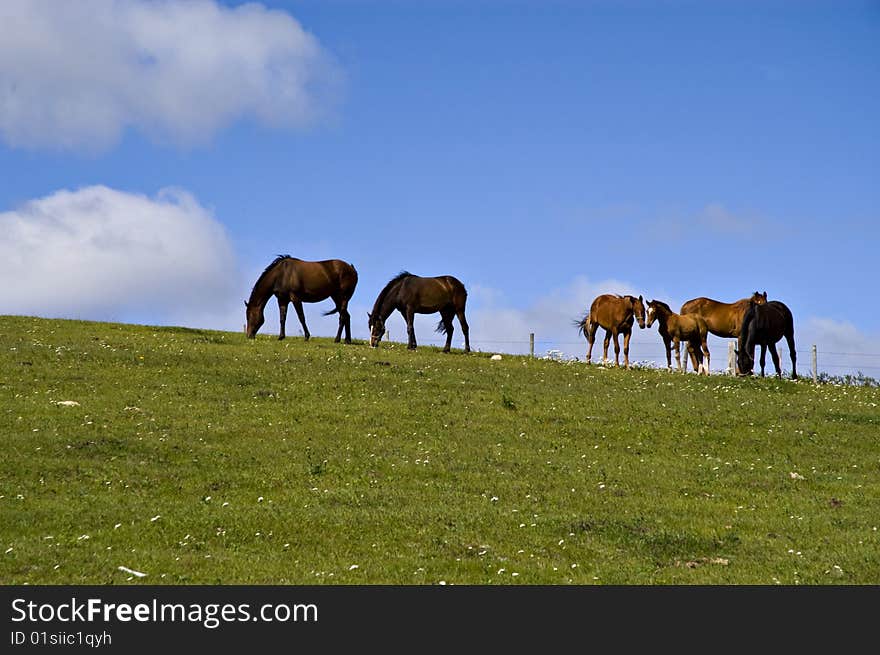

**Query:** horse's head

left=751, top=291, right=768, bottom=305
left=736, top=344, right=755, bottom=376
left=368, top=312, right=385, bottom=348
left=245, top=300, right=264, bottom=339
left=632, top=295, right=646, bottom=329
left=645, top=299, right=658, bottom=328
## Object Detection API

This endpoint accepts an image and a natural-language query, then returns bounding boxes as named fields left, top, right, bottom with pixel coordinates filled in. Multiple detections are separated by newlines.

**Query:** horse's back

left=396, top=274, right=467, bottom=311
left=284, top=258, right=357, bottom=299
left=680, top=297, right=723, bottom=316
left=746, top=301, right=793, bottom=343
left=590, top=294, right=629, bottom=329
left=682, top=296, right=750, bottom=338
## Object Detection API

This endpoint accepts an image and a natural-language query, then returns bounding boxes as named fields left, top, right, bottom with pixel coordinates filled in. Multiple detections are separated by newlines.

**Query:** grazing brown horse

left=737, top=300, right=798, bottom=379
left=576, top=294, right=646, bottom=369
left=245, top=255, right=358, bottom=342
left=368, top=272, right=470, bottom=352
left=646, top=300, right=710, bottom=374
left=679, top=291, right=767, bottom=372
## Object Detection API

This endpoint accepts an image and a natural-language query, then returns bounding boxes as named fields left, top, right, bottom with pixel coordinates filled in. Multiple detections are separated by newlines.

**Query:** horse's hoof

left=278, top=336, right=285, bottom=341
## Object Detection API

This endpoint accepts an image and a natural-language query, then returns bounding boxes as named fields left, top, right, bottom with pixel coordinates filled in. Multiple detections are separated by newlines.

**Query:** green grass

left=1, top=315, right=879, bottom=585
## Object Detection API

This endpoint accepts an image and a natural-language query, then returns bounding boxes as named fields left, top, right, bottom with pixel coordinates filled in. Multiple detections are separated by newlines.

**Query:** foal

left=646, top=300, right=710, bottom=375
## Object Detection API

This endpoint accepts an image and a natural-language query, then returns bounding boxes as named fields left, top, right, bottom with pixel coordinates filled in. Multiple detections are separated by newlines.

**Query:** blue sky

left=1, top=0, right=878, bottom=374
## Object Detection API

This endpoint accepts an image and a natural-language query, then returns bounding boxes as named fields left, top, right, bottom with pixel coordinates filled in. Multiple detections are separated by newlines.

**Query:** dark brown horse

left=737, top=300, right=798, bottom=379
left=576, top=294, right=646, bottom=369
left=245, top=255, right=358, bottom=342
left=646, top=300, right=710, bottom=374
left=368, top=272, right=470, bottom=352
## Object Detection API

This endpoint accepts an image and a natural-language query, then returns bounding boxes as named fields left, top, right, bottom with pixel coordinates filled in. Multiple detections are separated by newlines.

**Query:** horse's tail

left=573, top=312, right=590, bottom=337
left=435, top=319, right=449, bottom=335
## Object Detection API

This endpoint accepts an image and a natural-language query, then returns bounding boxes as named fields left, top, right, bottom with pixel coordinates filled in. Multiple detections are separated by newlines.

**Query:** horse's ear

left=639, top=295, right=643, bottom=301
left=762, top=291, right=767, bottom=300
left=244, top=300, right=248, bottom=308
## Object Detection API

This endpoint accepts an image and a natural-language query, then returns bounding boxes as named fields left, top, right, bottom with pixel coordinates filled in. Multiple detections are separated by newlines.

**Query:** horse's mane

left=372, top=271, right=413, bottom=314
left=248, top=255, right=292, bottom=303
left=650, top=299, right=673, bottom=313
left=740, top=302, right=758, bottom=343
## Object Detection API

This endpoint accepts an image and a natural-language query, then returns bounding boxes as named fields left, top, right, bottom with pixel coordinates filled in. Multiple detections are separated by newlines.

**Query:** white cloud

left=698, top=203, right=762, bottom=236
left=644, top=203, right=767, bottom=241
left=800, top=317, right=880, bottom=378
left=0, top=0, right=339, bottom=150
left=0, top=185, right=239, bottom=325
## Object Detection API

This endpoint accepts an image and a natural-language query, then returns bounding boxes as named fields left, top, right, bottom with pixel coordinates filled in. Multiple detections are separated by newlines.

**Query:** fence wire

left=381, top=334, right=880, bottom=376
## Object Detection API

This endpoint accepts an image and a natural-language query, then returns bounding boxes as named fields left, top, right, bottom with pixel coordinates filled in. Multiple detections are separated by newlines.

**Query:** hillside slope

left=1, top=316, right=878, bottom=584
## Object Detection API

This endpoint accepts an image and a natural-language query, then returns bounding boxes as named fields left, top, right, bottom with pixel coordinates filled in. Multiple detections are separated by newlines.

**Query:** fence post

left=529, top=333, right=535, bottom=358
left=811, top=344, right=817, bottom=383
left=728, top=341, right=735, bottom=376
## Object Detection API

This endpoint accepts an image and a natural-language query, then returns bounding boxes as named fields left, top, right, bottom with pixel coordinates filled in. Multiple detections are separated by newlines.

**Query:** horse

left=245, top=255, right=358, bottom=342
left=576, top=294, right=646, bottom=369
left=679, top=291, right=767, bottom=372
left=737, top=300, right=798, bottom=379
left=368, top=272, right=471, bottom=352
left=646, top=300, right=710, bottom=374
left=679, top=291, right=767, bottom=339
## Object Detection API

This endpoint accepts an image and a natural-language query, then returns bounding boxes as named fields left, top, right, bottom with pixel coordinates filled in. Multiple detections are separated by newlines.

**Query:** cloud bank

left=0, top=0, right=338, bottom=150
left=0, top=185, right=238, bottom=325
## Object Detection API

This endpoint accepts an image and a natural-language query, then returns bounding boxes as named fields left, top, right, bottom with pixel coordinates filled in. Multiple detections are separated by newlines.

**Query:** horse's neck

left=374, top=282, right=401, bottom=321
left=249, top=267, right=279, bottom=309
left=656, top=308, right=676, bottom=333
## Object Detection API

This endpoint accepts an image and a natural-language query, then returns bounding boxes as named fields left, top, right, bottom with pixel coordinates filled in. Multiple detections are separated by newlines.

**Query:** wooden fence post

left=812, top=344, right=818, bottom=383
left=728, top=341, right=735, bottom=376
left=529, top=333, right=535, bottom=358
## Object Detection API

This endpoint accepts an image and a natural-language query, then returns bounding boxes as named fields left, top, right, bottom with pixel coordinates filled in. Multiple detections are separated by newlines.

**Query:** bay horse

left=245, top=255, right=358, bottom=342
left=679, top=291, right=767, bottom=339
left=576, top=294, right=646, bottom=369
left=368, top=272, right=470, bottom=352
left=679, top=291, right=767, bottom=372
left=737, top=300, right=798, bottom=379
left=646, top=300, right=710, bottom=374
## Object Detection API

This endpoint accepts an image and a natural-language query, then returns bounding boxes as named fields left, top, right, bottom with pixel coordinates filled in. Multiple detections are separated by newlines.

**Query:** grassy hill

left=1, top=315, right=878, bottom=585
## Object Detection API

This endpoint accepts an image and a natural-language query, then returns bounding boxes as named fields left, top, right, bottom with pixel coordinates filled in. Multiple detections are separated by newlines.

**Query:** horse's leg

left=759, top=344, right=767, bottom=377
left=686, top=341, right=698, bottom=373
left=768, top=342, right=782, bottom=378
left=441, top=309, right=454, bottom=353
left=585, top=323, right=596, bottom=363
left=612, top=329, right=621, bottom=367
left=673, top=337, right=682, bottom=372
left=456, top=309, right=470, bottom=353
left=664, top=336, right=672, bottom=370
left=277, top=297, right=289, bottom=340
left=331, top=297, right=351, bottom=344
left=622, top=329, right=632, bottom=369
left=602, top=329, right=612, bottom=364
left=340, top=298, right=352, bottom=345
left=702, top=339, right=711, bottom=375
left=293, top=300, right=310, bottom=341
left=332, top=299, right=344, bottom=343
left=405, top=307, right=417, bottom=350
left=785, top=332, right=798, bottom=379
